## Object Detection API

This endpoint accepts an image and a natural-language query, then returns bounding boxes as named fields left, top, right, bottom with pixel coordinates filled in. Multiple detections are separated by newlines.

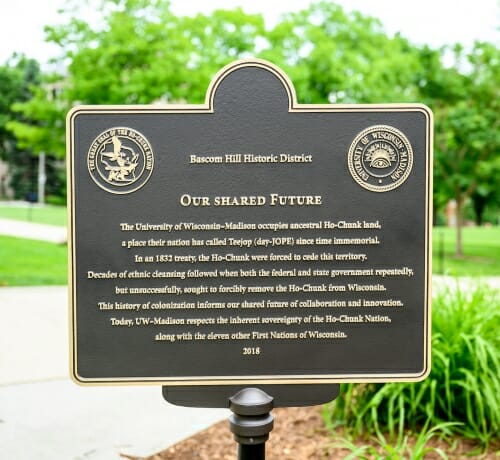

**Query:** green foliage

left=323, top=285, right=500, bottom=447
left=3, top=0, right=499, bottom=238
left=263, top=1, right=423, bottom=104
left=0, top=235, right=67, bottom=286
left=431, top=286, right=500, bottom=444
left=430, top=43, right=500, bottom=255
left=0, top=56, right=65, bottom=201
left=8, top=0, right=431, bottom=154
left=48, top=0, right=266, bottom=106
left=9, top=0, right=431, bottom=160
left=9, top=0, right=267, bottom=158
left=0, top=55, right=44, bottom=199
left=0, top=55, right=39, bottom=134
left=335, top=421, right=454, bottom=459
left=7, top=81, right=66, bottom=157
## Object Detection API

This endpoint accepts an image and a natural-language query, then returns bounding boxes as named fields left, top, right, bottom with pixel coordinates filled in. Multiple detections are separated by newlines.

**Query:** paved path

left=433, top=274, right=500, bottom=291
left=0, top=218, right=67, bottom=243
left=0, top=286, right=226, bottom=460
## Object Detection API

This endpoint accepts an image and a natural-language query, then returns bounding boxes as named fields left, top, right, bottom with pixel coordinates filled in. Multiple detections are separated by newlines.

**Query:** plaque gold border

left=67, top=58, right=433, bottom=386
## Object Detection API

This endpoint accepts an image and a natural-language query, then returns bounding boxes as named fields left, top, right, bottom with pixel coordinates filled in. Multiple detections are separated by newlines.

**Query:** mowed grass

left=432, top=226, right=500, bottom=276
left=0, top=235, right=68, bottom=286
left=0, top=204, right=67, bottom=226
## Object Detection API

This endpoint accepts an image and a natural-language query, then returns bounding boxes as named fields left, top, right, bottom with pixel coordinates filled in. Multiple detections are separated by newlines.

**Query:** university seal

left=348, top=125, right=413, bottom=192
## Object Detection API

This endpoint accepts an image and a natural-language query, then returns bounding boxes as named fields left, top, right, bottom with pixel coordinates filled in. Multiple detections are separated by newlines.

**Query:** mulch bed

left=122, top=406, right=499, bottom=460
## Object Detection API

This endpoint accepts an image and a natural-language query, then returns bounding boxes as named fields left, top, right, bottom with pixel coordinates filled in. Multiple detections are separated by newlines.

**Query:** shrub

left=323, top=284, right=500, bottom=447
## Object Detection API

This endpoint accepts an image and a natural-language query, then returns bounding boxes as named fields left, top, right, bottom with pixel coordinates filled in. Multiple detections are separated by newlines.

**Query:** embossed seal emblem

left=87, top=127, right=154, bottom=194
left=348, top=125, right=413, bottom=192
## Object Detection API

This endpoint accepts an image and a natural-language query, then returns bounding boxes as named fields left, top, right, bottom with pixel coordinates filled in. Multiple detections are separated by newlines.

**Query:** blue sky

left=0, top=0, right=498, bottom=64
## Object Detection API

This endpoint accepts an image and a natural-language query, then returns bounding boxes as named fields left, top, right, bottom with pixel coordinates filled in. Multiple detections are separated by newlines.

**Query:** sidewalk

left=0, top=286, right=226, bottom=460
left=0, top=218, right=67, bottom=243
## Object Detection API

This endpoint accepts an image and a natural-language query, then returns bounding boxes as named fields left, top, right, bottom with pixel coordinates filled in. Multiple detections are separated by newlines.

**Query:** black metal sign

left=68, top=59, right=432, bottom=385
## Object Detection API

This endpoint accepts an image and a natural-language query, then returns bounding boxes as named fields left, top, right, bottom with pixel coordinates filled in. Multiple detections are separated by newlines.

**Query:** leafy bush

left=337, top=421, right=456, bottom=460
left=323, top=284, right=500, bottom=447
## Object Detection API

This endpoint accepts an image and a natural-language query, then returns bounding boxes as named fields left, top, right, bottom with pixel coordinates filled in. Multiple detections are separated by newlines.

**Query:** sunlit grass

left=0, top=235, right=67, bottom=286
left=432, top=226, right=500, bottom=276
left=0, top=204, right=67, bottom=226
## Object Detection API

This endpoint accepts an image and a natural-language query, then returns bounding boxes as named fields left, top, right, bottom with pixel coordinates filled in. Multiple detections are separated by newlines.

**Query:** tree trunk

left=455, top=198, right=464, bottom=257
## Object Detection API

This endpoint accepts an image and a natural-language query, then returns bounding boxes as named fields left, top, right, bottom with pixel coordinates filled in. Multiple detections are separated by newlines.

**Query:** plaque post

left=229, top=388, right=274, bottom=460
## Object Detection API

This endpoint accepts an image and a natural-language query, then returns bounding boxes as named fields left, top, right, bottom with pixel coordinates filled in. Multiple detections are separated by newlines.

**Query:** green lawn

left=0, top=235, right=68, bottom=286
left=0, top=204, right=67, bottom=226
left=432, top=226, right=500, bottom=276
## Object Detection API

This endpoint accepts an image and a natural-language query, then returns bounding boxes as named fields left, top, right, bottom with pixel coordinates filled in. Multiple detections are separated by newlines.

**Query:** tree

left=430, top=43, right=499, bottom=255
left=262, top=1, right=424, bottom=104
left=10, top=0, right=266, bottom=159
left=0, top=55, right=44, bottom=199
left=9, top=0, right=498, bottom=236
left=10, top=0, right=427, bottom=156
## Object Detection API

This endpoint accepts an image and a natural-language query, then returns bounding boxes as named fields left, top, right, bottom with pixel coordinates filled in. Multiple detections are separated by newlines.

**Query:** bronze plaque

left=67, top=59, right=432, bottom=385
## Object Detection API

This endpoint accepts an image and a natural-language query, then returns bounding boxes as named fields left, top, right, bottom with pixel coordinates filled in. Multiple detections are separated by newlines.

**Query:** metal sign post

left=229, top=388, right=274, bottom=460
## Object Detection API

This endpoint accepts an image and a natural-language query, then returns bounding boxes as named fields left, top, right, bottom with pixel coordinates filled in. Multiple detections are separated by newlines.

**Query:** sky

left=0, top=0, right=498, bottom=65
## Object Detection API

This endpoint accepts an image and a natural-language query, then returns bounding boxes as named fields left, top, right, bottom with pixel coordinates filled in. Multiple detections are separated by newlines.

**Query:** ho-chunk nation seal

left=348, top=125, right=413, bottom=192
left=87, top=127, right=154, bottom=194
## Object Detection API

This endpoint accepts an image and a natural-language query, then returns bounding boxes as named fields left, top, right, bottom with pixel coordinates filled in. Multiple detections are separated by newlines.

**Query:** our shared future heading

left=180, top=193, right=322, bottom=207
